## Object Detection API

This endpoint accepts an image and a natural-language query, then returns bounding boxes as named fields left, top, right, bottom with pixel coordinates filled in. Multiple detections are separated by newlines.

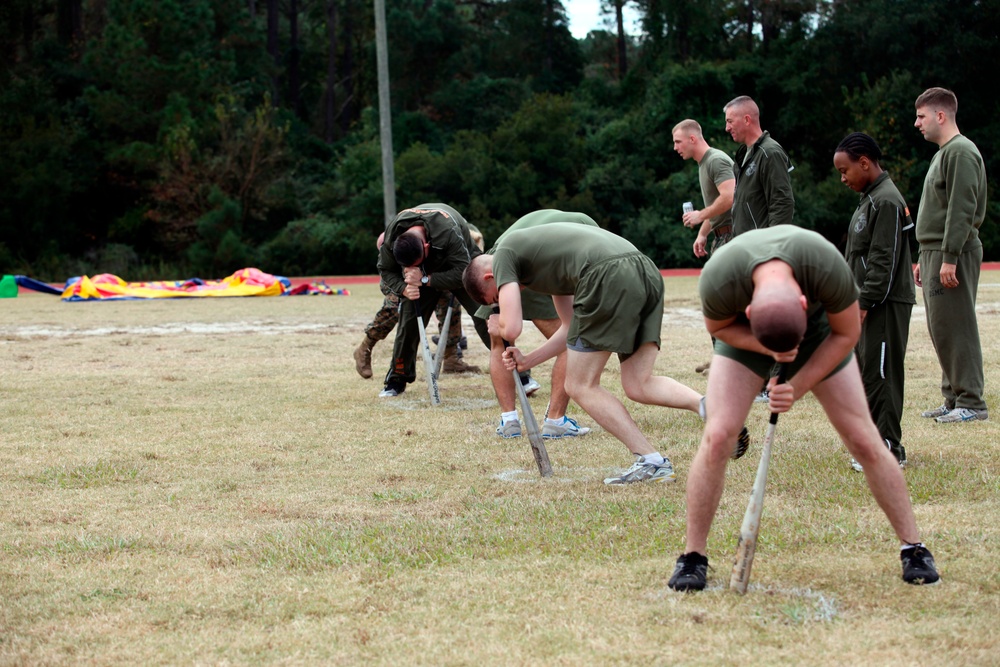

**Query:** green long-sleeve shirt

left=377, top=203, right=479, bottom=296
left=731, top=131, right=795, bottom=235
left=915, top=134, right=987, bottom=264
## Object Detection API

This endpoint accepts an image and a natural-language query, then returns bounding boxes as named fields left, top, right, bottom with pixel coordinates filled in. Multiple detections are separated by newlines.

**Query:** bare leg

left=564, top=348, right=654, bottom=456
left=812, top=358, right=922, bottom=544
left=683, top=355, right=761, bottom=554
left=619, top=342, right=702, bottom=413
left=533, top=318, right=569, bottom=419
left=489, top=331, right=517, bottom=413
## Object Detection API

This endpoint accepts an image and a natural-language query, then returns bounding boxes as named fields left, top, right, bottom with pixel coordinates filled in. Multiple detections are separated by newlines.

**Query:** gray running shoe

left=754, top=390, right=770, bottom=404
left=934, top=407, right=988, bottom=423
left=920, top=404, right=952, bottom=418
left=603, top=456, right=676, bottom=485
left=541, top=416, right=591, bottom=439
left=522, top=376, right=542, bottom=396
left=496, top=419, right=522, bottom=439
left=901, top=545, right=940, bottom=585
left=668, top=552, right=709, bottom=591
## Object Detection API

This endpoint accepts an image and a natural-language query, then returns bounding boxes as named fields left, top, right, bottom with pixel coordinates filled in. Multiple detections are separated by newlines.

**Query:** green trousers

left=919, top=247, right=986, bottom=411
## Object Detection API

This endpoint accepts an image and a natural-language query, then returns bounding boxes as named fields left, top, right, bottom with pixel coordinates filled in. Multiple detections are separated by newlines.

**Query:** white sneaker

left=522, top=377, right=541, bottom=396
left=541, top=416, right=591, bottom=439
left=934, top=407, right=988, bottom=423
left=603, top=456, right=676, bottom=485
left=754, top=390, right=770, bottom=403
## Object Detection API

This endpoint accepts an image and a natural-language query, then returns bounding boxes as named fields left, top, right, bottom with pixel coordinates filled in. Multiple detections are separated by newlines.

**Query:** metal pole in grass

left=415, top=298, right=441, bottom=406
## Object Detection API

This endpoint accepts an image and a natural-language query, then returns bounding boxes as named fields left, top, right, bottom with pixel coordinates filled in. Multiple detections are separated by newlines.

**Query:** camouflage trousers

left=364, top=289, right=463, bottom=347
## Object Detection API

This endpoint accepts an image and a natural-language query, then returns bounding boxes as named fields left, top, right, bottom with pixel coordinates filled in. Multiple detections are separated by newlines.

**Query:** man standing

left=724, top=96, right=795, bottom=235
left=475, top=210, right=597, bottom=440
left=667, top=226, right=939, bottom=591
left=463, top=223, right=749, bottom=485
left=672, top=119, right=736, bottom=258
left=376, top=203, right=489, bottom=397
left=913, top=87, right=989, bottom=423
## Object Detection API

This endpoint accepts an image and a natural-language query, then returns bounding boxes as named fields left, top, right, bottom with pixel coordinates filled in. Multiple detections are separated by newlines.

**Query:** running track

left=291, top=263, right=1000, bottom=287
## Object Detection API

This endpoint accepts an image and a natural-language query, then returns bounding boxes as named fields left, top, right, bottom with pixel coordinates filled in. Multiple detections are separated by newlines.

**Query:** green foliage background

left=1, top=0, right=997, bottom=280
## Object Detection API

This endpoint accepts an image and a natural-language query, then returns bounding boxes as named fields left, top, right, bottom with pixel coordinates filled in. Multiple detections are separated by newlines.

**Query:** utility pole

left=374, top=0, right=396, bottom=224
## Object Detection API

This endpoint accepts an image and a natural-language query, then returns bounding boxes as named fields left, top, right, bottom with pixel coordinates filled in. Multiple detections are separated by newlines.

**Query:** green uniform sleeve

left=762, top=152, right=794, bottom=227
left=942, top=151, right=985, bottom=264
left=425, top=216, right=472, bottom=290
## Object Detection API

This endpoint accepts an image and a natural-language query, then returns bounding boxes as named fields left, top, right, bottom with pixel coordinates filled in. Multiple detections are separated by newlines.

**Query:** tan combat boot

left=442, top=345, right=480, bottom=374
left=354, top=335, right=376, bottom=379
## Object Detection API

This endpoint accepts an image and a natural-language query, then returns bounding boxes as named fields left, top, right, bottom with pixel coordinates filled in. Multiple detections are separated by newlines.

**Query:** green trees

left=0, top=0, right=997, bottom=280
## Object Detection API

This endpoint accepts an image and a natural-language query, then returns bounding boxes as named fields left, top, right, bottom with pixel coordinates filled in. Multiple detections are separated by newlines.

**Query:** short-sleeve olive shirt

left=700, top=226, right=858, bottom=324
left=699, top=227, right=858, bottom=376
left=494, top=224, right=663, bottom=354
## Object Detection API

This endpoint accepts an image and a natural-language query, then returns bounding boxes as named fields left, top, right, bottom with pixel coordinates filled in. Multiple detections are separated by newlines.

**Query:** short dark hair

left=392, top=233, right=424, bottom=267
left=835, top=132, right=882, bottom=164
left=915, top=87, right=958, bottom=116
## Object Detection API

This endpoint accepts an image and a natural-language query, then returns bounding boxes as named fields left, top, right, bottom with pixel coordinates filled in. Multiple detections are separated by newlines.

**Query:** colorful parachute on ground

left=59, top=268, right=349, bottom=301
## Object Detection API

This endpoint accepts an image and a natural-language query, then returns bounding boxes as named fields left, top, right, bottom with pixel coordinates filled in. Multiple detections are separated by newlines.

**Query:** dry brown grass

left=1, top=276, right=998, bottom=666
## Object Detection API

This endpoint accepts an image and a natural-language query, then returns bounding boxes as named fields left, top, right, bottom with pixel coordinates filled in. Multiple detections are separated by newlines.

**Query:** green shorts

left=713, top=310, right=852, bottom=379
left=474, top=288, right=557, bottom=322
left=568, top=252, right=663, bottom=354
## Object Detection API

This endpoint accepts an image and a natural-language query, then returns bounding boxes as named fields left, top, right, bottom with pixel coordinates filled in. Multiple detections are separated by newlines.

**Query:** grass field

left=2, top=276, right=999, bottom=666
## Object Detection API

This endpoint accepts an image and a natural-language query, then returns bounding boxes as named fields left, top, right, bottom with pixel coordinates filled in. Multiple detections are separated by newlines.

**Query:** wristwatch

left=420, top=275, right=429, bottom=285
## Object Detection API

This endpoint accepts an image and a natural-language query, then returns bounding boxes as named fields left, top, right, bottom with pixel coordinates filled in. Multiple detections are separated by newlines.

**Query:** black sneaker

left=733, top=426, right=751, bottom=460
left=901, top=545, right=939, bottom=585
left=668, top=552, right=709, bottom=591
left=698, top=397, right=751, bottom=460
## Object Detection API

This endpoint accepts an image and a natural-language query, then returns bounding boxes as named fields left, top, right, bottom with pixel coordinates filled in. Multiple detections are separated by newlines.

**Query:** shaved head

left=671, top=119, right=703, bottom=138
left=748, top=283, right=806, bottom=352
left=462, top=254, right=495, bottom=304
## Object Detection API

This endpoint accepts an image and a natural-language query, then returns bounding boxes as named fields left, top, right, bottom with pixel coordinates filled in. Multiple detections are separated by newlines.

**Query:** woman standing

left=833, top=132, right=916, bottom=471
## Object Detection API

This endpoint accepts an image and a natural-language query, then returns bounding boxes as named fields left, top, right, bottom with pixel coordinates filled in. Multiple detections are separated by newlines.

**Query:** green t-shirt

left=491, top=210, right=598, bottom=252
left=699, top=226, right=858, bottom=327
left=699, top=148, right=735, bottom=232
left=493, top=223, right=638, bottom=295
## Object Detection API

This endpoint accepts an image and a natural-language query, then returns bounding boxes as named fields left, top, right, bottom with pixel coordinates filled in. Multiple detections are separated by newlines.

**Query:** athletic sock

left=643, top=452, right=665, bottom=466
left=501, top=410, right=519, bottom=424
left=544, top=416, right=566, bottom=426
left=901, top=542, right=925, bottom=552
